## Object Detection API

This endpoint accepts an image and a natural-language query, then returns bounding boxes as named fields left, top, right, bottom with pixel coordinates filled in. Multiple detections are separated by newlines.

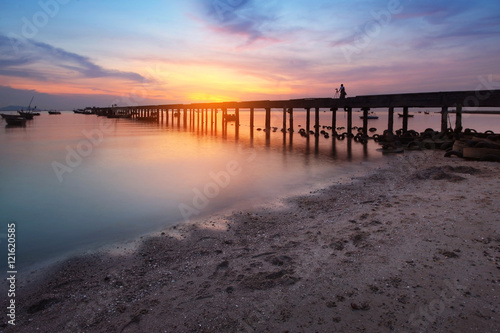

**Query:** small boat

left=3, top=114, right=27, bottom=126
left=424, top=111, right=430, bottom=115
left=73, top=107, right=94, bottom=114
left=48, top=110, right=61, bottom=115
left=17, top=96, right=39, bottom=119
left=398, top=113, right=414, bottom=117
left=359, top=115, right=379, bottom=119
left=18, top=110, right=34, bottom=119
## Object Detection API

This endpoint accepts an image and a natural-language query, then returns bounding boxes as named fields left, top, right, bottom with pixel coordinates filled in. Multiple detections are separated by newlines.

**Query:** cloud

left=195, top=0, right=277, bottom=44
left=0, top=34, right=146, bottom=82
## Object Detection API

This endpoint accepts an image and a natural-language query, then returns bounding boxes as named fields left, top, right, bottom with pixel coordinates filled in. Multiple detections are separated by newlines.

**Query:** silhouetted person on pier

left=339, top=84, right=347, bottom=99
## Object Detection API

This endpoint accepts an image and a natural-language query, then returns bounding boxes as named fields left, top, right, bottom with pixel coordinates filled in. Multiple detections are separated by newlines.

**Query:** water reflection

left=1, top=111, right=377, bottom=270
left=160, top=108, right=374, bottom=162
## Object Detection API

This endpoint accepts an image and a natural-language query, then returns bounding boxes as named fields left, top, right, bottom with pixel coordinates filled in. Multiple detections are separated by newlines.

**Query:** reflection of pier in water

left=165, top=107, right=364, bottom=160
left=97, top=90, right=500, bottom=158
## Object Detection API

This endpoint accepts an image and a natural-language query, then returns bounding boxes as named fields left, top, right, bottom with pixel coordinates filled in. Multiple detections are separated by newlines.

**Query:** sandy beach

left=2, top=150, right=499, bottom=333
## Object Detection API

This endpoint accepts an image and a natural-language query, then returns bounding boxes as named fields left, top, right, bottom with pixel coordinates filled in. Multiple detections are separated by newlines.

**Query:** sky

left=0, top=0, right=499, bottom=109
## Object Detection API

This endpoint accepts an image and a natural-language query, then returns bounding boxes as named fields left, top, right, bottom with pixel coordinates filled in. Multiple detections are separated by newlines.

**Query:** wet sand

left=2, top=150, right=500, bottom=333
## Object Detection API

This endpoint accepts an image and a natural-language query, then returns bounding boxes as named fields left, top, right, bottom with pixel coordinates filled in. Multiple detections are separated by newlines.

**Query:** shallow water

left=0, top=109, right=498, bottom=269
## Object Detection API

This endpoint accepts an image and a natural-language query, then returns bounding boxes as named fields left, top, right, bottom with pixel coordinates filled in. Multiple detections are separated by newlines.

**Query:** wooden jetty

left=97, top=89, right=500, bottom=136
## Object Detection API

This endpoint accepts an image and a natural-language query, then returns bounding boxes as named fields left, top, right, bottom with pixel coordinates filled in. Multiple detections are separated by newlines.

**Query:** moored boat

left=17, top=96, right=39, bottom=119
left=18, top=110, right=35, bottom=119
left=3, top=114, right=27, bottom=126
left=48, top=110, right=61, bottom=114
left=73, top=107, right=94, bottom=114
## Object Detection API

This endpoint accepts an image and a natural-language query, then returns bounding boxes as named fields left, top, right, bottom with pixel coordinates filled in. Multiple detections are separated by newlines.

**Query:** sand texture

left=2, top=150, right=500, bottom=333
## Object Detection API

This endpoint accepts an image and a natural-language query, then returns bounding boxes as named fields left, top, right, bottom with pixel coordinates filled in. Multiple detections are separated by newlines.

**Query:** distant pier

left=95, top=90, right=500, bottom=136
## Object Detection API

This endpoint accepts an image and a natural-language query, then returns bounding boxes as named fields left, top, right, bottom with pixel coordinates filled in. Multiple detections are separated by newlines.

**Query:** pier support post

left=346, top=107, right=353, bottom=136
left=197, top=109, right=200, bottom=129
left=362, top=107, right=370, bottom=135
left=282, top=108, right=287, bottom=134
left=235, top=108, right=240, bottom=138
left=455, top=105, right=462, bottom=132
left=265, top=107, right=271, bottom=134
left=306, top=108, right=311, bottom=135
left=223, top=108, right=228, bottom=137
left=250, top=108, right=255, bottom=139
left=402, top=106, right=409, bottom=133
left=215, top=109, right=218, bottom=132
left=388, top=107, right=394, bottom=133
left=331, top=108, right=337, bottom=133
left=441, top=107, right=448, bottom=133
left=289, top=108, right=294, bottom=132
left=315, top=107, right=320, bottom=134
left=183, top=108, right=187, bottom=127
left=250, top=108, right=254, bottom=129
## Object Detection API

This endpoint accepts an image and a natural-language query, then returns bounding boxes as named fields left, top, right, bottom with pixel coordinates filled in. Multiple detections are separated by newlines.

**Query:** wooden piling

left=346, top=107, right=353, bottom=136
left=223, top=108, right=228, bottom=136
left=235, top=108, right=240, bottom=137
left=306, top=108, right=311, bottom=135
left=250, top=108, right=254, bottom=129
left=265, top=107, right=271, bottom=133
left=402, top=107, right=409, bottom=133
left=315, top=107, right=320, bottom=134
left=215, top=109, right=218, bottom=132
left=331, top=108, right=337, bottom=133
left=441, top=107, right=448, bottom=133
left=289, top=108, right=294, bottom=132
left=362, top=107, right=370, bottom=135
left=388, top=107, right=394, bottom=133
left=282, top=108, right=287, bottom=134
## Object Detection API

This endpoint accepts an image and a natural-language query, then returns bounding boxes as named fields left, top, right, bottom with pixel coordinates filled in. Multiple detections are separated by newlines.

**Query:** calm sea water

left=0, top=109, right=498, bottom=270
